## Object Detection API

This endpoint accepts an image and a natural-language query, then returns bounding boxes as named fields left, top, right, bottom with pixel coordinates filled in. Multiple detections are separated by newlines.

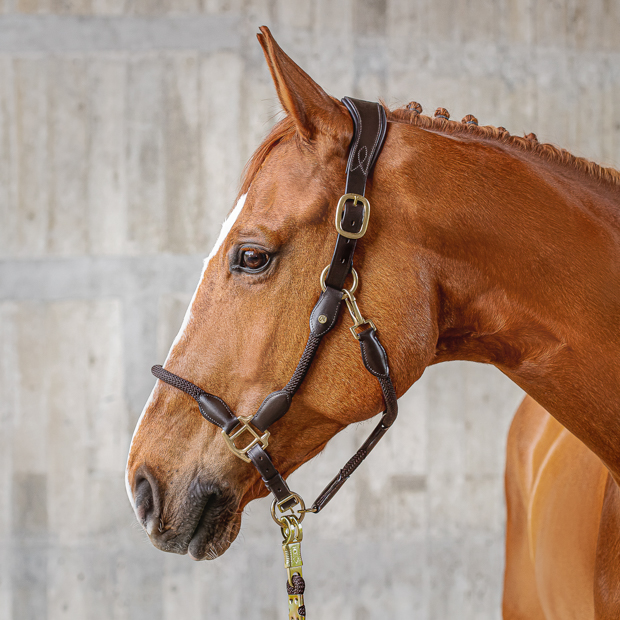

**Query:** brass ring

left=320, top=265, right=359, bottom=295
left=280, top=515, right=303, bottom=542
left=270, top=493, right=306, bottom=526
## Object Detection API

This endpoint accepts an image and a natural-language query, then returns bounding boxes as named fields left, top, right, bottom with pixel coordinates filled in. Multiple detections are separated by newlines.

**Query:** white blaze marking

left=125, top=194, right=248, bottom=509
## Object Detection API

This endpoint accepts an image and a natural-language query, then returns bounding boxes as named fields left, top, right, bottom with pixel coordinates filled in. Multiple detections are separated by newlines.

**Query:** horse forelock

left=387, top=104, right=620, bottom=187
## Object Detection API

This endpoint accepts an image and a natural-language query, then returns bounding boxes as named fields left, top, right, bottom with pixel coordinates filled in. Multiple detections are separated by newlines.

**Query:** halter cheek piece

left=152, top=97, right=396, bottom=518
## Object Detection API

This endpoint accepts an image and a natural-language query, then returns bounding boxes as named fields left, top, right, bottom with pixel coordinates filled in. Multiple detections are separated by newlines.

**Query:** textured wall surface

left=0, top=1, right=618, bottom=619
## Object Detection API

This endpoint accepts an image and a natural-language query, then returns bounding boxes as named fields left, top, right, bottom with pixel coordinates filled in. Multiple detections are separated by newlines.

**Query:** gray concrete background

left=0, top=1, right=618, bottom=619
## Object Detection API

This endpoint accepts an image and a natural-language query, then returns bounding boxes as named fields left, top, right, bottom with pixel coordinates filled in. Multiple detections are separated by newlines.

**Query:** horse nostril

left=134, top=468, right=161, bottom=534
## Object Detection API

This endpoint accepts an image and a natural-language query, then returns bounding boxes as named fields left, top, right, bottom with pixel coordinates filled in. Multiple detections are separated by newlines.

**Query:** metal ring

left=280, top=515, right=303, bottom=542
left=270, top=493, right=306, bottom=526
left=320, top=265, right=358, bottom=296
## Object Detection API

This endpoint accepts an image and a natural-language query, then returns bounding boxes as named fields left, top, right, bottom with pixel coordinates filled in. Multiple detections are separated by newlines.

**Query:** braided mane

left=240, top=102, right=620, bottom=196
left=388, top=103, right=620, bottom=187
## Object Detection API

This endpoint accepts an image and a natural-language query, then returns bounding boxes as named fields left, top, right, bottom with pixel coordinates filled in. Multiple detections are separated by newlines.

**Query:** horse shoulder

left=593, top=474, right=620, bottom=618
left=504, top=395, right=607, bottom=620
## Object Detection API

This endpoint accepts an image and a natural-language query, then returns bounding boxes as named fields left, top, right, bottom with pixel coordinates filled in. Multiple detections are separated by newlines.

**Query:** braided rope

left=340, top=447, right=368, bottom=478
left=286, top=574, right=306, bottom=617
left=286, top=573, right=306, bottom=595
left=152, top=365, right=205, bottom=400
left=284, top=334, right=322, bottom=396
left=378, top=375, right=398, bottom=426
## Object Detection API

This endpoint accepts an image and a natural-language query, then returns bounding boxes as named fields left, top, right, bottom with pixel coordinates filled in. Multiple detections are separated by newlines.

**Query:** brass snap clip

left=280, top=514, right=306, bottom=620
left=343, top=289, right=376, bottom=340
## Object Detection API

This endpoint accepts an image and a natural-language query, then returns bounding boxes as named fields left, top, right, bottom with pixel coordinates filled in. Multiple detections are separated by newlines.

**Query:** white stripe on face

left=125, top=193, right=248, bottom=509
left=165, top=192, right=248, bottom=361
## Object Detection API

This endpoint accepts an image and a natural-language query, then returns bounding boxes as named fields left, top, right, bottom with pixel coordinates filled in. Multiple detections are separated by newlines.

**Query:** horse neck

left=388, top=123, right=620, bottom=478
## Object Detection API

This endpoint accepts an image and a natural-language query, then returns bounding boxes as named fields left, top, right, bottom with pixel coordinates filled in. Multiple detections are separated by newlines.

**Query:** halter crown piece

left=152, top=98, right=397, bottom=619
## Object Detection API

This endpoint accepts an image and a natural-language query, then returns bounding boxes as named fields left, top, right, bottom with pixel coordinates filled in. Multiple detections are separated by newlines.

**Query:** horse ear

left=257, top=26, right=349, bottom=142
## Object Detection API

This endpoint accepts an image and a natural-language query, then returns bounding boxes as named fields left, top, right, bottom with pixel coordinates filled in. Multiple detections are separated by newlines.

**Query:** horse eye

left=239, top=247, right=270, bottom=271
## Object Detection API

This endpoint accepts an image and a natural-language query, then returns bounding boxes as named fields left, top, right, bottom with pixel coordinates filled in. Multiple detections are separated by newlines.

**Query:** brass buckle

left=221, top=416, right=270, bottom=463
left=343, top=289, right=376, bottom=339
left=335, top=193, right=370, bottom=239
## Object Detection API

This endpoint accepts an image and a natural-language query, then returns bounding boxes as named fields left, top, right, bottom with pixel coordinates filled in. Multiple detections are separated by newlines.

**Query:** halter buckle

left=335, top=193, right=370, bottom=239
left=221, top=416, right=270, bottom=463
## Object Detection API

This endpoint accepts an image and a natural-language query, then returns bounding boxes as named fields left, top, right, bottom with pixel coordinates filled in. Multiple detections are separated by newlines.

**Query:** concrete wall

left=0, top=1, right=618, bottom=619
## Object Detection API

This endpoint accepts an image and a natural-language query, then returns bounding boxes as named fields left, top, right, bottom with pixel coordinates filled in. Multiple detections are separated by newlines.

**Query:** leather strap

left=325, top=98, right=387, bottom=291
left=247, top=444, right=297, bottom=509
left=342, top=97, right=388, bottom=197
left=308, top=327, right=398, bottom=513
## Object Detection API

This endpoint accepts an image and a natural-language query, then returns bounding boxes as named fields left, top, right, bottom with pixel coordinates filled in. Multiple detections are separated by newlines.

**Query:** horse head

left=125, top=27, right=437, bottom=561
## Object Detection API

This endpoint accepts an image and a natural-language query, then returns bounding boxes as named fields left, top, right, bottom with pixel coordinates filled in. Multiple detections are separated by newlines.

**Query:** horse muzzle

left=132, top=465, right=241, bottom=560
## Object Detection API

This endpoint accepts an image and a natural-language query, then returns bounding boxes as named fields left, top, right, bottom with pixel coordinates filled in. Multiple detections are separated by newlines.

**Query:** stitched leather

left=358, top=328, right=389, bottom=378
left=247, top=444, right=295, bottom=505
left=325, top=98, right=387, bottom=291
left=310, top=366, right=398, bottom=513
left=310, top=286, right=343, bottom=336
left=197, top=393, right=238, bottom=434
left=252, top=390, right=291, bottom=432
left=342, top=97, right=387, bottom=196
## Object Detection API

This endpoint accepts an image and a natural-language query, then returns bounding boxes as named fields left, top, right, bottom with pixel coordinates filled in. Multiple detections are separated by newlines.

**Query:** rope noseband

left=152, top=98, right=396, bottom=619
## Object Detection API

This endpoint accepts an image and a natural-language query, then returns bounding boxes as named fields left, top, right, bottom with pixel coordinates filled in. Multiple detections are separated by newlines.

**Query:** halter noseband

left=152, top=97, right=397, bottom=518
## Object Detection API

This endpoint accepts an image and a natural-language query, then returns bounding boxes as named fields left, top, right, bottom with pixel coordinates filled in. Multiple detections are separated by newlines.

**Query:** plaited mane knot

left=462, top=114, right=478, bottom=126
left=406, top=101, right=422, bottom=115
left=434, top=107, right=450, bottom=120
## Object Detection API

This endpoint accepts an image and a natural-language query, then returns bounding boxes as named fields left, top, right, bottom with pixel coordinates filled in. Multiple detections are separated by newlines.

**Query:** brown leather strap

left=247, top=444, right=298, bottom=509
left=342, top=98, right=388, bottom=197
left=308, top=327, right=398, bottom=513
left=325, top=98, right=387, bottom=291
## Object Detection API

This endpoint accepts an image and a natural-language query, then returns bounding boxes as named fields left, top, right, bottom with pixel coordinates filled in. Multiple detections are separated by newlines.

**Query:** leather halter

left=152, top=97, right=397, bottom=519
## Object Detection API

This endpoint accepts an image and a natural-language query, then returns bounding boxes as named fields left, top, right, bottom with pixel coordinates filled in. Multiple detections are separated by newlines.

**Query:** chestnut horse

left=504, top=397, right=617, bottom=619
left=126, top=26, right=620, bottom=617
